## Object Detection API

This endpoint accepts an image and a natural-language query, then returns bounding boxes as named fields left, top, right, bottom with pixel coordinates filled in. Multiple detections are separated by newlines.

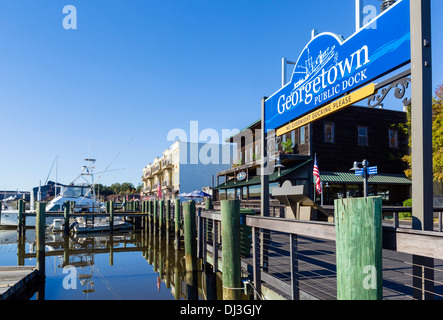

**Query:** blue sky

left=0, top=0, right=441, bottom=191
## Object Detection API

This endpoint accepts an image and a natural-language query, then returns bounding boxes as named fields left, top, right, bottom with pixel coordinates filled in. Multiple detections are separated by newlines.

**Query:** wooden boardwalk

left=0, top=266, right=40, bottom=300
left=240, top=231, right=443, bottom=300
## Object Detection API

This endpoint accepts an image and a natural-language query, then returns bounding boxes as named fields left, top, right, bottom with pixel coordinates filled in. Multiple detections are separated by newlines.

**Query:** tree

left=433, top=84, right=443, bottom=182
left=402, top=84, right=443, bottom=182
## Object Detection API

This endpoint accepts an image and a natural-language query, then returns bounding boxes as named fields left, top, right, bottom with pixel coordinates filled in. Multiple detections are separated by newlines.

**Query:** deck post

left=252, top=226, right=261, bottom=300
left=221, top=199, right=242, bottom=300
left=205, top=197, right=213, bottom=210
left=36, top=202, right=46, bottom=276
left=335, top=197, right=382, bottom=300
left=410, top=0, right=435, bottom=300
left=183, top=200, right=197, bottom=272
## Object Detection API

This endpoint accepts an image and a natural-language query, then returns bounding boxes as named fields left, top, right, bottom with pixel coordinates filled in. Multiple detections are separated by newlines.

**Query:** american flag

left=313, top=154, right=322, bottom=195
left=157, top=182, right=163, bottom=199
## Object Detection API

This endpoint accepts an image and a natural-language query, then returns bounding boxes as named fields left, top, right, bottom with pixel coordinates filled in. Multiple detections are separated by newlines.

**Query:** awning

left=214, top=160, right=312, bottom=190
left=319, top=171, right=412, bottom=185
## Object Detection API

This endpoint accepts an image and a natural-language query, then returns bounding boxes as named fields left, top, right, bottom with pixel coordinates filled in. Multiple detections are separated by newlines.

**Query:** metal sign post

left=410, top=0, right=434, bottom=300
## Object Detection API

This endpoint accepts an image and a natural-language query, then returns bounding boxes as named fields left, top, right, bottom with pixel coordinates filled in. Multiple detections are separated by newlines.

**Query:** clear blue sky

left=0, top=0, right=441, bottom=191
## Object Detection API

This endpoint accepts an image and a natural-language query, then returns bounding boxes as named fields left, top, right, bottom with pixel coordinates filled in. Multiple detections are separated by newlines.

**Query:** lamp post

left=274, top=157, right=285, bottom=177
left=350, top=160, right=369, bottom=197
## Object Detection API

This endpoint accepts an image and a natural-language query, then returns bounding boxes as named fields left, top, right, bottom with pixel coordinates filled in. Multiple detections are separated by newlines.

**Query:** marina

left=2, top=198, right=443, bottom=300
left=0, top=0, right=442, bottom=306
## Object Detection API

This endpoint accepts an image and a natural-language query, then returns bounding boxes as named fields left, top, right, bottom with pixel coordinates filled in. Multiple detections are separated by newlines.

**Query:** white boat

left=49, top=216, right=131, bottom=233
left=71, top=218, right=132, bottom=234
left=1, top=159, right=105, bottom=228
left=46, top=158, right=105, bottom=214
left=0, top=203, right=37, bottom=227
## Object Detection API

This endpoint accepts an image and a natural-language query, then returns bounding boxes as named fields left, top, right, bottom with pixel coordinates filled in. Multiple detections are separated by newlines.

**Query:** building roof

left=319, top=172, right=412, bottom=185
left=215, top=160, right=311, bottom=189
left=225, top=119, right=261, bottom=143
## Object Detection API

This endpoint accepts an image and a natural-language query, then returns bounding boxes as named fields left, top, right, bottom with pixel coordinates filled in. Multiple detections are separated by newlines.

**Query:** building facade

left=215, top=106, right=411, bottom=206
left=142, top=140, right=234, bottom=201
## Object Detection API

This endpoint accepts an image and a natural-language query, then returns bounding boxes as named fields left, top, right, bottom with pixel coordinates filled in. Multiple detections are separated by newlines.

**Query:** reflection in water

left=11, top=228, right=240, bottom=300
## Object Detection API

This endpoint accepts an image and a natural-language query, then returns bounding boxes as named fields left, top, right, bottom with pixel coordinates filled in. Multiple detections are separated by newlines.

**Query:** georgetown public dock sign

left=264, top=0, right=411, bottom=133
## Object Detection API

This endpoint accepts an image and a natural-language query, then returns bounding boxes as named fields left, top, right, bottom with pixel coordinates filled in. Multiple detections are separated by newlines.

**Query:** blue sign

left=264, top=0, right=410, bottom=132
left=368, top=166, right=378, bottom=175
left=355, top=169, right=364, bottom=177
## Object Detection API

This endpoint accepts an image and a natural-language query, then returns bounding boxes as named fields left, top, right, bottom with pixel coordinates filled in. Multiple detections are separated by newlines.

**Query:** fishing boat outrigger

left=46, top=158, right=105, bottom=213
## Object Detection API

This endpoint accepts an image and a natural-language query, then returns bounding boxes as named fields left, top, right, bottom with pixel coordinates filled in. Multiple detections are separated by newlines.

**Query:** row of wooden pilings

left=19, top=196, right=386, bottom=300
left=51, top=197, right=241, bottom=299
left=110, top=198, right=243, bottom=300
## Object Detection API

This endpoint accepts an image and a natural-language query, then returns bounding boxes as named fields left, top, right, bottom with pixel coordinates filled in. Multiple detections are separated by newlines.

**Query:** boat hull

left=73, top=221, right=132, bottom=233
left=0, top=211, right=57, bottom=227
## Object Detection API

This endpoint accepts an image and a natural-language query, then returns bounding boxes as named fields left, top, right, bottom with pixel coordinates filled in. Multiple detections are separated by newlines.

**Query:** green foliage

left=399, top=198, right=412, bottom=220
left=401, top=84, right=443, bottom=182
left=282, top=139, right=293, bottom=154
left=433, top=85, right=443, bottom=182
left=94, top=182, right=136, bottom=197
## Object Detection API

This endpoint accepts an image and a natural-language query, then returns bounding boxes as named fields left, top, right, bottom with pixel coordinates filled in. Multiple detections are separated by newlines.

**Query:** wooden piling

left=335, top=196, right=383, bottom=300
left=183, top=200, right=197, bottom=272
left=175, top=199, right=181, bottom=249
left=17, top=199, right=25, bottom=235
left=153, top=200, right=158, bottom=234
left=221, top=199, right=242, bottom=300
left=166, top=200, right=171, bottom=243
left=205, top=197, right=213, bottom=210
left=36, top=202, right=46, bottom=276
left=149, top=200, right=153, bottom=233
left=165, top=200, right=170, bottom=229
left=159, top=200, right=164, bottom=235
left=108, top=201, right=114, bottom=233
left=63, top=201, right=70, bottom=235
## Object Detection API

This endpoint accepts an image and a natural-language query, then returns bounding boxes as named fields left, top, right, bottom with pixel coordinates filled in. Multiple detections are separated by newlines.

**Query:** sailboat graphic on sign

left=292, top=46, right=337, bottom=89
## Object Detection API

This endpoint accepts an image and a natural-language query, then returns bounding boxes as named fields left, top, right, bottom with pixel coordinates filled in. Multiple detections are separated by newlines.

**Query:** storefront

left=316, top=171, right=412, bottom=206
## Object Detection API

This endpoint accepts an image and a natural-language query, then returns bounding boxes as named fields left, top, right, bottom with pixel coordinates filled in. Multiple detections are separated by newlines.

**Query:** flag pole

left=321, top=182, right=324, bottom=206
left=313, top=154, right=317, bottom=202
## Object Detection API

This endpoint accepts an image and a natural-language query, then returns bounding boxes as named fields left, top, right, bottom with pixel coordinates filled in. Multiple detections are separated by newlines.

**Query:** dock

left=3, top=198, right=443, bottom=300
left=0, top=266, right=41, bottom=300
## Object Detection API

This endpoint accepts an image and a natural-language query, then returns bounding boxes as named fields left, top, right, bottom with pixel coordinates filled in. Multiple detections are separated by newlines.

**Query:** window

left=358, top=126, right=368, bottom=146
left=291, top=130, right=296, bottom=147
left=324, top=123, right=335, bottom=143
left=248, top=185, right=261, bottom=200
left=226, top=189, right=235, bottom=200
left=219, top=190, right=227, bottom=200
left=300, top=126, right=306, bottom=145
left=389, top=129, right=398, bottom=148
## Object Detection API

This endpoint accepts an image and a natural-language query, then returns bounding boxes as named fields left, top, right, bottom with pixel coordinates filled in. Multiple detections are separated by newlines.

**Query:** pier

left=2, top=198, right=443, bottom=300
left=0, top=267, right=40, bottom=300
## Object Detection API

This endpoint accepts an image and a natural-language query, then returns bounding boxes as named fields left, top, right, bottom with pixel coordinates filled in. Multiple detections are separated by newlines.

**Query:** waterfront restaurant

left=214, top=105, right=412, bottom=207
